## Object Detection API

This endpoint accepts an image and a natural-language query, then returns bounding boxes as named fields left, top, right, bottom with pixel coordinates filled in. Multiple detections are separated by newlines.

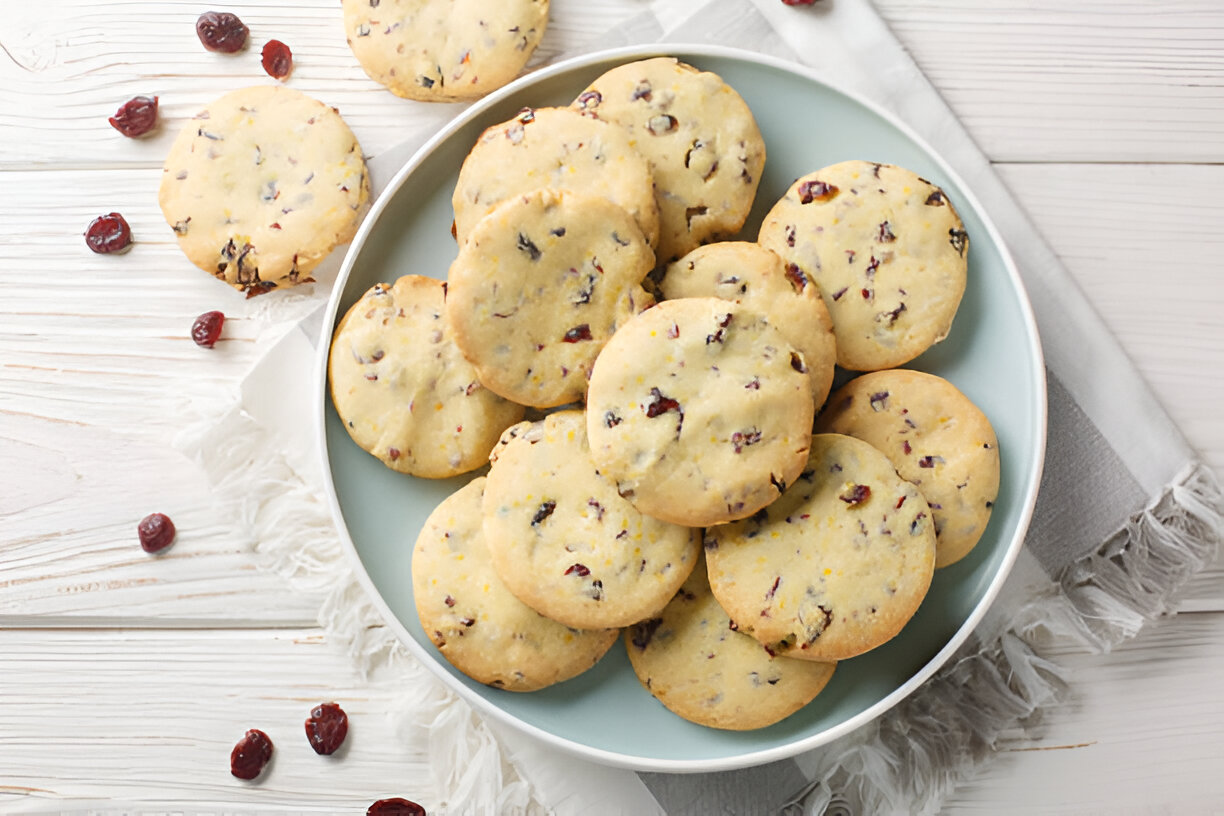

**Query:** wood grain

left=873, top=0, right=1224, bottom=163
left=0, top=629, right=430, bottom=812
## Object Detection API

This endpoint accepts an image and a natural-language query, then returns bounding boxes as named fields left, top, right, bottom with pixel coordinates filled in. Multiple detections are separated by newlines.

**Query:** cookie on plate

left=659, top=241, right=837, bottom=407
left=482, top=411, right=701, bottom=630
left=625, top=554, right=836, bottom=730
left=342, top=0, right=549, bottom=102
left=758, top=160, right=968, bottom=371
left=159, top=85, right=369, bottom=296
left=572, top=57, right=766, bottom=264
left=705, top=433, right=936, bottom=662
left=585, top=297, right=814, bottom=528
left=815, top=369, right=1000, bottom=568
left=452, top=106, right=660, bottom=250
left=412, top=477, right=619, bottom=692
left=328, top=275, right=525, bottom=478
left=445, top=188, right=654, bottom=408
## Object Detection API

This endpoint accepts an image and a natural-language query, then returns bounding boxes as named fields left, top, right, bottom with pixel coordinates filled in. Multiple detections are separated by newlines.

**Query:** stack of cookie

left=327, top=57, right=1001, bottom=732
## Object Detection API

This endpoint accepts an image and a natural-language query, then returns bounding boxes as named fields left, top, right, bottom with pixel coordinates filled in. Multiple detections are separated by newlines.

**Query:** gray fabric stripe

left=1025, top=369, right=1145, bottom=575
left=641, top=757, right=809, bottom=815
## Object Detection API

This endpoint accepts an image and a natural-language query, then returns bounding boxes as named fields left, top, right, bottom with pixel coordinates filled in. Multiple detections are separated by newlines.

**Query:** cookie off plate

left=316, top=45, right=1046, bottom=772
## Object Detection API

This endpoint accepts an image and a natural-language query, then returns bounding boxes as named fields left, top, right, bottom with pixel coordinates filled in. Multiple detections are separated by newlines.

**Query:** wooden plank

left=873, top=0, right=1224, bottom=162
left=0, top=0, right=648, bottom=168
left=2, top=1, right=1223, bottom=167
left=0, top=628, right=434, bottom=812
left=943, top=611, right=1224, bottom=812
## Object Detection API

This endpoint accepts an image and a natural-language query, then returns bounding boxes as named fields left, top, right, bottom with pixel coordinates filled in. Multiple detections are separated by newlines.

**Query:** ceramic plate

left=317, top=45, right=1046, bottom=773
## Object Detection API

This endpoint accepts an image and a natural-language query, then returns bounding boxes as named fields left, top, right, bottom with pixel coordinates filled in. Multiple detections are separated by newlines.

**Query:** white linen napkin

left=178, top=1, right=1223, bottom=813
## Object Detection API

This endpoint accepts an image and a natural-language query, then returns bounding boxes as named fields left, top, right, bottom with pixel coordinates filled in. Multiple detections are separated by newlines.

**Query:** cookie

left=159, top=85, right=369, bottom=296
left=705, top=433, right=936, bottom=662
left=482, top=411, right=701, bottom=629
left=328, top=275, right=525, bottom=478
left=659, top=241, right=837, bottom=407
left=445, top=188, right=654, bottom=408
left=573, top=57, right=766, bottom=264
left=758, top=160, right=968, bottom=371
left=585, top=297, right=814, bottom=527
left=342, top=0, right=549, bottom=102
left=452, top=106, right=661, bottom=250
left=412, top=478, right=619, bottom=692
left=815, top=369, right=999, bottom=568
left=625, top=554, right=836, bottom=730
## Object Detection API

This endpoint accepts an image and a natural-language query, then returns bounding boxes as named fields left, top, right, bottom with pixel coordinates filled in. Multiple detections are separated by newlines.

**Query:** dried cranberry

left=137, top=512, right=176, bottom=554
left=839, top=484, right=871, bottom=506
left=84, top=213, right=132, bottom=254
left=368, top=799, right=426, bottom=816
left=562, top=324, right=592, bottom=343
left=191, top=311, right=225, bottom=348
left=230, top=728, right=273, bottom=780
left=196, top=11, right=249, bottom=53
left=261, top=39, right=293, bottom=79
left=304, top=702, right=348, bottom=755
left=781, top=0, right=819, bottom=5
left=798, top=179, right=838, bottom=203
left=108, top=96, right=159, bottom=138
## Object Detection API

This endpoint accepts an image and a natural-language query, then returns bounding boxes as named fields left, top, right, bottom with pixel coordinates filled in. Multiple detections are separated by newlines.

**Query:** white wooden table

left=2, top=1, right=1222, bottom=812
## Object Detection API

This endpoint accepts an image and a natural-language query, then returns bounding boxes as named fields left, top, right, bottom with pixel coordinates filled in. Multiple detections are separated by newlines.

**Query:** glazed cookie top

left=159, top=84, right=369, bottom=296
left=758, top=160, right=968, bottom=371
left=659, top=241, right=837, bottom=407
left=624, top=555, right=836, bottom=731
left=445, top=188, right=654, bottom=408
left=328, top=275, right=525, bottom=478
left=342, top=0, right=549, bottom=102
left=482, top=411, right=701, bottom=630
left=412, top=477, right=619, bottom=692
left=572, top=57, right=766, bottom=264
left=705, top=433, right=936, bottom=662
left=585, top=297, right=815, bottom=527
left=452, top=106, right=661, bottom=250
left=815, top=369, right=1000, bottom=568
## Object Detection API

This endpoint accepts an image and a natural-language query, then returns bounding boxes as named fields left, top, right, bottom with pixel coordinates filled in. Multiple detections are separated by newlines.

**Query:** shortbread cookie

left=342, top=0, right=549, bottom=102
left=413, top=478, right=619, bottom=692
left=659, top=241, right=837, bottom=406
left=482, top=411, right=700, bottom=629
left=705, top=433, right=936, bottom=662
left=758, top=160, right=968, bottom=371
left=445, top=188, right=654, bottom=408
left=329, top=275, right=525, bottom=478
left=159, top=85, right=369, bottom=296
left=585, top=297, right=814, bottom=527
left=453, top=106, right=660, bottom=250
left=573, top=58, right=766, bottom=264
left=625, top=555, right=836, bottom=730
left=815, top=369, right=999, bottom=568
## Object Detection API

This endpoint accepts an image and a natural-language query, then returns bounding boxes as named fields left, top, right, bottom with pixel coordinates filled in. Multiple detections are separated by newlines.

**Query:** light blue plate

left=317, top=45, right=1046, bottom=773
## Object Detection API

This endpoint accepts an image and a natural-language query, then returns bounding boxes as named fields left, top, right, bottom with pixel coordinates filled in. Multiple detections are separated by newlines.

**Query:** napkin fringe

left=1048, top=461, right=1222, bottom=651
left=786, top=462, right=1222, bottom=815
left=175, top=402, right=544, bottom=816
left=784, top=630, right=1067, bottom=816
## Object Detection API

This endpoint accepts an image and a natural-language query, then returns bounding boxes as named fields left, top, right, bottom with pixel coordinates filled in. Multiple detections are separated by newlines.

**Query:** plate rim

left=314, top=42, right=1048, bottom=774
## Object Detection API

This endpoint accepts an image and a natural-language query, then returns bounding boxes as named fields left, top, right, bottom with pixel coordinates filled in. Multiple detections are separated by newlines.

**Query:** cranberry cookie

left=705, top=433, right=936, bottom=662
left=585, top=297, right=814, bottom=527
left=328, top=275, right=525, bottom=478
left=816, top=369, right=1000, bottom=567
left=572, top=58, right=766, bottom=264
left=159, top=85, right=369, bottom=296
left=482, top=411, right=700, bottom=630
left=758, top=160, right=968, bottom=371
left=412, top=478, right=619, bottom=692
left=445, top=188, right=654, bottom=408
